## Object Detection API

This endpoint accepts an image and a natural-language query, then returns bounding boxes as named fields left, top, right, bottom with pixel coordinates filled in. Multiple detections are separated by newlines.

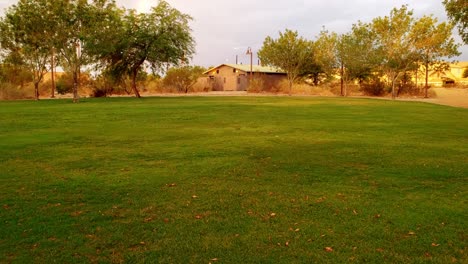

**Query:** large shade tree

left=372, top=5, right=419, bottom=99
left=258, top=29, right=313, bottom=95
left=337, top=22, right=378, bottom=95
left=97, top=0, right=195, bottom=98
left=411, top=15, right=460, bottom=97
left=53, top=0, right=119, bottom=103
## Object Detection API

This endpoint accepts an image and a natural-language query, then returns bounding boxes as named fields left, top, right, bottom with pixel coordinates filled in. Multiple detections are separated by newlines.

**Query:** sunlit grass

left=0, top=96, right=466, bottom=263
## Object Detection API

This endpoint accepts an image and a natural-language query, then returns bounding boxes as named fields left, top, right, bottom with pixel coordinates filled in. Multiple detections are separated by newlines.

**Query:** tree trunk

left=131, top=69, right=141, bottom=98
left=415, top=64, right=418, bottom=91
left=51, top=50, right=55, bottom=98
left=72, top=71, right=79, bottom=103
left=34, top=82, right=40, bottom=101
left=424, top=61, right=429, bottom=98
left=340, top=63, right=344, bottom=96
left=288, top=79, right=293, bottom=96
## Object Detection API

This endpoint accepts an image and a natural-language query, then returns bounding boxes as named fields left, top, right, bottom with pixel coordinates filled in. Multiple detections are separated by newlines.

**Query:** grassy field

left=0, top=96, right=466, bottom=263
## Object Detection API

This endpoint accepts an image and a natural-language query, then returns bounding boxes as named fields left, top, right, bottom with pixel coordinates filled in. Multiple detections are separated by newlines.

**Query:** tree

left=337, top=22, right=378, bottom=95
left=443, top=0, right=468, bottom=44
left=52, top=0, right=118, bottom=103
left=163, top=66, right=205, bottom=93
left=411, top=15, right=460, bottom=97
left=311, top=29, right=339, bottom=84
left=0, top=0, right=56, bottom=100
left=96, top=1, right=195, bottom=98
left=372, top=5, right=419, bottom=99
left=258, top=29, right=313, bottom=95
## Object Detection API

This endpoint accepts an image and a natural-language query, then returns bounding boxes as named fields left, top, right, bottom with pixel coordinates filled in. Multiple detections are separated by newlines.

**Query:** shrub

left=361, top=80, right=387, bottom=96
left=247, top=77, right=265, bottom=93
left=163, top=66, right=206, bottom=93
left=56, top=75, right=74, bottom=95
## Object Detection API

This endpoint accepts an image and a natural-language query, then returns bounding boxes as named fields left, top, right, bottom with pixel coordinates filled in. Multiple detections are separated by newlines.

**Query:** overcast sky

left=1, top=0, right=467, bottom=66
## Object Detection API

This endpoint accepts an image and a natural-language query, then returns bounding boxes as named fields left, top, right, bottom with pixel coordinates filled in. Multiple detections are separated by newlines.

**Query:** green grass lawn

left=0, top=96, right=466, bottom=263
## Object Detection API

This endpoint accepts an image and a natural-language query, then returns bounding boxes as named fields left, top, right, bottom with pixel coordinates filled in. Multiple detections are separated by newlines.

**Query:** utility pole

left=246, top=47, right=253, bottom=79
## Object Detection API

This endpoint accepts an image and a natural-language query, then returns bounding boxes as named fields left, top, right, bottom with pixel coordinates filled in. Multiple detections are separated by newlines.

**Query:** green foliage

left=0, top=0, right=56, bottom=100
left=339, top=22, right=377, bottom=83
left=55, top=74, right=74, bottom=95
left=443, top=0, right=468, bottom=44
left=258, top=29, right=313, bottom=94
left=95, top=1, right=195, bottom=97
left=0, top=97, right=466, bottom=262
left=360, top=79, right=387, bottom=96
left=312, top=29, right=339, bottom=80
left=163, top=66, right=205, bottom=93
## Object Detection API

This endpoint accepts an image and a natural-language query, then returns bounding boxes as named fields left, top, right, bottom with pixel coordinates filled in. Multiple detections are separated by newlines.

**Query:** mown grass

left=0, top=96, right=467, bottom=263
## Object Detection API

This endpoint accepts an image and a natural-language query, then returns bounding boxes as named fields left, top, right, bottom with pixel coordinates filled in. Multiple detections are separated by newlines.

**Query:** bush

left=247, top=77, right=265, bottom=93
left=361, top=80, right=387, bottom=96
left=163, top=66, right=206, bottom=93
left=56, top=75, right=74, bottom=95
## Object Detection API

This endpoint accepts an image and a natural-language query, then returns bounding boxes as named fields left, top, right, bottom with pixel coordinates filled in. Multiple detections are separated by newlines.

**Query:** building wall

left=206, top=65, right=245, bottom=91
left=205, top=65, right=287, bottom=91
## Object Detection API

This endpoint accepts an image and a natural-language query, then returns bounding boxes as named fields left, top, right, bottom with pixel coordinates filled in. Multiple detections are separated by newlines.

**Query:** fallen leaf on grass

left=3, top=204, right=10, bottom=210
left=195, top=215, right=203, bottom=219
left=353, top=209, right=358, bottom=215
left=210, top=258, right=218, bottom=261
left=374, top=214, right=381, bottom=218
left=70, top=211, right=84, bottom=217
left=408, top=231, right=416, bottom=236
left=325, top=247, right=333, bottom=252
left=166, top=183, right=177, bottom=187
left=294, top=228, right=300, bottom=232
left=316, top=197, right=326, bottom=203
left=285, top=241, right=289, bottom=247
left=192, top=195, right=198, bottom=199
left=270, top=213, right=276, bottom=217
left=376, top=248, right=384, bottom=253
left=431, top=243, right=440, bottom=247
left=144, top=217, right=154, bottom=223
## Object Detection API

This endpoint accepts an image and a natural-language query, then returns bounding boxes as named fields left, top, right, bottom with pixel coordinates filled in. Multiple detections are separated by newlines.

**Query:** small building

left=203, top=64, right=287, bottom=91
left=415, top=62, right=468, bottom=87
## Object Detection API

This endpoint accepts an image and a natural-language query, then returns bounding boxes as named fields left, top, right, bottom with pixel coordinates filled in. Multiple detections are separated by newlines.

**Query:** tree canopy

left=95, top=1, right=195, bottom=98
left=0, top=0, right=195, bottom=101
left=443, top=0, right=468, bottom=44
left=258, top=29, right=313, bottom=95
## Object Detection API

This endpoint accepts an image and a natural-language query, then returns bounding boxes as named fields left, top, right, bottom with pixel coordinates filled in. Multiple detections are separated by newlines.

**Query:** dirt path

left=428, top=88, right=468, bottom=108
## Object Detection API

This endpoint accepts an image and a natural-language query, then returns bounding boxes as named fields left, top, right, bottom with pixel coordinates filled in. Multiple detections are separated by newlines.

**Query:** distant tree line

left=258, top=5, right=462, bottom=98
left=0, top=0, right=195, bottom=101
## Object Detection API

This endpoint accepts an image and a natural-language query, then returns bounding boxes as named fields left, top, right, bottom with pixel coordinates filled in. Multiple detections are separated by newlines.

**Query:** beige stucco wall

left=206, top=65, right=248, bottom=91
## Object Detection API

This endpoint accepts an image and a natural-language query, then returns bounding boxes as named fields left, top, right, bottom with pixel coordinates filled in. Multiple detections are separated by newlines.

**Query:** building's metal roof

left=204, top=64, right=286, bottom=75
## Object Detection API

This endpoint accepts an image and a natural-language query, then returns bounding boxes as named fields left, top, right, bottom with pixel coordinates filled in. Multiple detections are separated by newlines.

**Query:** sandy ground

left=58, top=88, right=468, bottom=109
left=422, top=88, right=468, bottom=108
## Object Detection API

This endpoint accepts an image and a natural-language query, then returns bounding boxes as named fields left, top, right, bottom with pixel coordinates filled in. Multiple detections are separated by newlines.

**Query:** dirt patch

left=429, top=88, right=468, bottom=108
